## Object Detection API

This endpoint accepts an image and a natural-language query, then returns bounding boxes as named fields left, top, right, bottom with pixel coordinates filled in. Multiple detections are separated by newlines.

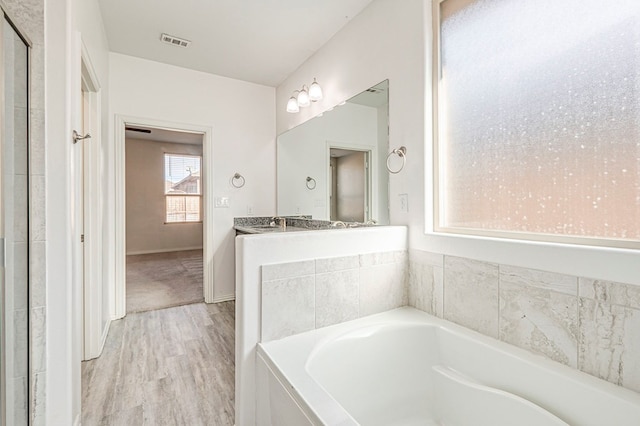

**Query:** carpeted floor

left=126, top=250, right=204, bottom=313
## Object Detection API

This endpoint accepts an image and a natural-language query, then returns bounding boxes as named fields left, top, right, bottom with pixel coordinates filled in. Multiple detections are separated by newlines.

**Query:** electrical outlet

left=247, top=205, right=253, bottom=215
left=399, top=193, right=408, bottom=213
left=296, top=206, right=301, bottom=214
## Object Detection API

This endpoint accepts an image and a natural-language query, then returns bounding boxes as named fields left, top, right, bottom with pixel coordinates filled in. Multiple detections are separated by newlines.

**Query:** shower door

left=0, top=11, right=30, bottom=426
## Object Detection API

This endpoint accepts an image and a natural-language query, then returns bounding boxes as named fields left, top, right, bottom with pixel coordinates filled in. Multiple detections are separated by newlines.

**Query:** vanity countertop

left=234, top=216, right=377, bottom=235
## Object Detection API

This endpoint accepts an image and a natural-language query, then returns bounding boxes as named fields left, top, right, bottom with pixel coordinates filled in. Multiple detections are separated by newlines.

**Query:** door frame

left=113, top=115, right=214, bottom=319
left=74, top=41, right=104, bottom=361
left=325, top=141, right=375, bottom=222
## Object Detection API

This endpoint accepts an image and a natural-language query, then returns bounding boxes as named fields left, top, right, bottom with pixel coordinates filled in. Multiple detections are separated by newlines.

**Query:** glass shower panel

left=1, top=15, right=29, bottom=426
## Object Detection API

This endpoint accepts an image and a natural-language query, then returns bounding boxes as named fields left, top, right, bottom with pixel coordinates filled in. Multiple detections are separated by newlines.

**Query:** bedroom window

left=433, top=0, right=640, bottom=248
left=164, top=153, right=202, bottom=223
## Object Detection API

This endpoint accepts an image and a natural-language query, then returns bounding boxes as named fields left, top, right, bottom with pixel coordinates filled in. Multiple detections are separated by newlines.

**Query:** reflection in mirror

left=277, top=80, right=389, bottom=224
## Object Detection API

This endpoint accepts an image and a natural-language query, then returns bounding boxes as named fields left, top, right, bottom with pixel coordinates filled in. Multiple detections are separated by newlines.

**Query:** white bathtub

left=256, top=307, right=640, bottom=425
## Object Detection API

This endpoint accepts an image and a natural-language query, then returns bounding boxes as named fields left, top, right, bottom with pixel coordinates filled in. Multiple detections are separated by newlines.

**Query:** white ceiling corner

left=97, top=0, right=374, bottom=87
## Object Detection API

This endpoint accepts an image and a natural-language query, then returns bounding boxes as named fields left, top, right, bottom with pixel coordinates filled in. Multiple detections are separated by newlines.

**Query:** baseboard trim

left=126, top=246, right=203, bottom=256
left=99, top=318, right=112, bottom=355
left=211, top=294, right=235, bottom=303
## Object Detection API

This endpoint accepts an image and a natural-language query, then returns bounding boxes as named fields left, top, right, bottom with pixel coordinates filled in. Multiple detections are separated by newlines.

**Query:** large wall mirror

left=277, top=80, right=389, bottom=224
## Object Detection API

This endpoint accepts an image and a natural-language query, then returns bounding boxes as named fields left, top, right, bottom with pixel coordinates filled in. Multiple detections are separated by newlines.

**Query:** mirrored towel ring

left=232, top=172, right=245, bottom=188
left=386, top=146, right=407, bottom=174
left=306, top=176, right=316, bottom=190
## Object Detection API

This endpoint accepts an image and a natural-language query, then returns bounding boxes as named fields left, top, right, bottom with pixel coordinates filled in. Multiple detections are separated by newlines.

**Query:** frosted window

left=437, top=0, right=640, bottom=244
left=164, top=154, right=201, bottom=222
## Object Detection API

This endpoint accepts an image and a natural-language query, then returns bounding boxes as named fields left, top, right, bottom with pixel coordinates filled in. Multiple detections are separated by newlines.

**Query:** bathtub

left=256, top=307, right=640, bottom=425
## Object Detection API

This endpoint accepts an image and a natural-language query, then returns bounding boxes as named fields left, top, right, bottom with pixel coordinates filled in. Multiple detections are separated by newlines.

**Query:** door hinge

left=81, top=234, right=85, bottom=243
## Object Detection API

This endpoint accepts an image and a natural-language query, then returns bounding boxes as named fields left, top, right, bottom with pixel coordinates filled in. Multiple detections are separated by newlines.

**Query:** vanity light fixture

left=286, top=91, right=300, bottom=113
left=286, top=78, right=324, bottom=113
left=309, top=78, right=323, bottom=101
left=297, top=85, right=311, bottom=107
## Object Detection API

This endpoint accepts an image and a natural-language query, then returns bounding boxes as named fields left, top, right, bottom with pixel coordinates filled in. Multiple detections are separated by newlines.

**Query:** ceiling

left=98, top=0, right=374, bottom=87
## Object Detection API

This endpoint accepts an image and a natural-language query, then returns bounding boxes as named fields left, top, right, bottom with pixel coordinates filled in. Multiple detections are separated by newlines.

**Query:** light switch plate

left=399, top=193, right=408, bottom=213
left=215, top=197, right=230, bottom=208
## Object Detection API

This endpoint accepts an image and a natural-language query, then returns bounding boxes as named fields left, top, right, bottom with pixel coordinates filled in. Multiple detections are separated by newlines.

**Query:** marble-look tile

left=409, top=258, right=444, bottom=318
left=30, top=241, right=45, bottom=308
left=12, top=242, right=29, bottom=310
left=4, top=0, right=45, bottom=44
left=359, top=250, right=400, bottom=268
left=32, top=371, right=46, bottom=426
left=14, top=107, right=28, bottom=175
left=30, top=175, right=46, bottom=241
left=315, top=269, right=359, bottom=328
left=500, top=281, right=578, bottom=367
left=359, top=262, right=407, bottom=317
left=579, top=278, right=640, bottom=310
left=13, top=309, right=28, bottom=377
left=579, top=297, right=640, bottom=392
left=443, top=256, right=499, bottom=338
left=261, top=276, right=315, bottom=341
left=316, top=255, right=359, bottom=274
left=31, top=306, right=46, bottom=373
left=500, top=265, right=577, bottom=295
left=12, top=376, right=28, bottom=426
left=13, top=174, right=28, bottom=242
left=410, top=249, right=443, bottom=268
left=262, top=260, right=315, bottom=282
left=30, top=107, right=46, bottom=175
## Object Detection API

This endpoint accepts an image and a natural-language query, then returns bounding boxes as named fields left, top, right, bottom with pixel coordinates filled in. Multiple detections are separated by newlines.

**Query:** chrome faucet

left=271, top=216, right=286, bottom=230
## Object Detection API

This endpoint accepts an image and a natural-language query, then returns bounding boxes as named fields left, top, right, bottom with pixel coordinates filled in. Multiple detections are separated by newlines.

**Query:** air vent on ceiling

left=160, top=33, right=191, bottom=48
left=125, top=127, right=152, bottom=134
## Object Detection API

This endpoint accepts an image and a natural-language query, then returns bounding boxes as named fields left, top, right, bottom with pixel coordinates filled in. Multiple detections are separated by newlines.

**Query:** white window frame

left=164, top=152, right=202, bottom=224
left=430, top=0, right=640, bottom=251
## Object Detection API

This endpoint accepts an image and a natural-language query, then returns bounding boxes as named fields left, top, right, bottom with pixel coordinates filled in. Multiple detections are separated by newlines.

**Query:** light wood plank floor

left=82, top=302, right=235, bottom=425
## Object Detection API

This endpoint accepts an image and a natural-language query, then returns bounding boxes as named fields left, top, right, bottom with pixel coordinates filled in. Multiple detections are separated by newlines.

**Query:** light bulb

left=286, top=94, right=299, bottom=113
left=297, top=86, right=311, bottom=107
left=309, top=78, right=323, bottom=102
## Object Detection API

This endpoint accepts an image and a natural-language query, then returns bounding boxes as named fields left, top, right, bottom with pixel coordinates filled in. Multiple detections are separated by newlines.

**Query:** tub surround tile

left=409, top=250, right=444, bottom=318
left=261, top=276, right=315, bottom=342
left=500, top=281, right=578, bottom=368
left=579, top=278, right=640, bottom=310
left=316, top=255, right=359, bottom=274
left=31, top=307, right=46, bottom=373
left=32, top=371, right=45, bottom=426
left=30, top=175, right=46, bottom=241
left=30, top=242, right=46, bottom=308
left=13, top=309, right=28, bottom=377
left=500, top=265, right=577, bottom=295
left=443, top=256, right=499, bottom=339
left=579, top=278, right=640, bottom=393
left=359, top=250, right=402, bottom=268
left=315, top=269, right=359, bottom=328
left=262, top=260, right=315, bottom=282
left=359, top=262, right=407, bottom=317
left=12, top=376, right=28, bottom=426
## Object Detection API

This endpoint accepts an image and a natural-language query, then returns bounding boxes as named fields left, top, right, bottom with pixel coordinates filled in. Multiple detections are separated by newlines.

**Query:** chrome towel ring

left=232, top=172, right=245, bottom=188
left=386, top=146, right=407, bottom=174
left=306, top=176, right=316, bottom=190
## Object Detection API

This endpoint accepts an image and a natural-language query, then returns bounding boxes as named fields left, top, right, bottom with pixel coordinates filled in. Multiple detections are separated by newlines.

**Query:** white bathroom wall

left=125, top=138, right=203, bottom=254
left=277, top=103, right=378, bottom=219
left=109, top=52, right=276, bottom=301
left=276, top=0, right=639, bottom=286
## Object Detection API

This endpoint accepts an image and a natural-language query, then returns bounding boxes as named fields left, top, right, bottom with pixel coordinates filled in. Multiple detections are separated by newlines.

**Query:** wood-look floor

left=82, top=302, right=235, bottom=425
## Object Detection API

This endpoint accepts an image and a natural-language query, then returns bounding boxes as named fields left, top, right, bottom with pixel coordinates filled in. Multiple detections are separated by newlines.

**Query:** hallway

left=81, top=302, right=235, bottom=425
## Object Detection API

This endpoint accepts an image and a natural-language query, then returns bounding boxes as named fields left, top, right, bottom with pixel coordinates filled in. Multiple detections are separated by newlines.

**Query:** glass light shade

left=297, top=86, right=311, bottom=107
left=309, top=78, right=323, bottom=101
left=286, top=95, right=299, bottom=113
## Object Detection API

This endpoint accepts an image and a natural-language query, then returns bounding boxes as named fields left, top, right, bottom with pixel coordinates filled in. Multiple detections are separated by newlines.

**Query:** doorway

left=329, top=147, right=371, bottom=222
left=114, top=116, right=214, bottom=319
left=124, top=126, right=205, bottom=313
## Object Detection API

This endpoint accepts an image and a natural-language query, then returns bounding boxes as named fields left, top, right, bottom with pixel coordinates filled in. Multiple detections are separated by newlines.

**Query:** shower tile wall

left=408, top=249, right=640, bottom=394
left=3, top=0, right=46, bottom=423
left=261, top=250, right=407, bottom=342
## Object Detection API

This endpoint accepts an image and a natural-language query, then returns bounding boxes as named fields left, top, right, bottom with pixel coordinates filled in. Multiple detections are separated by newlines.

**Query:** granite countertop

left=234, top=216, right=376, bottom=234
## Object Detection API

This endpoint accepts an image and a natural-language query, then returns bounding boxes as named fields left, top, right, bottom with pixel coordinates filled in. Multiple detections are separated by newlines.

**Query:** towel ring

left=386, top=146, right=407, bottom=174
left=232, top=172, right=245, bottom=188
left=306, top=176, right=316, bottom=190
